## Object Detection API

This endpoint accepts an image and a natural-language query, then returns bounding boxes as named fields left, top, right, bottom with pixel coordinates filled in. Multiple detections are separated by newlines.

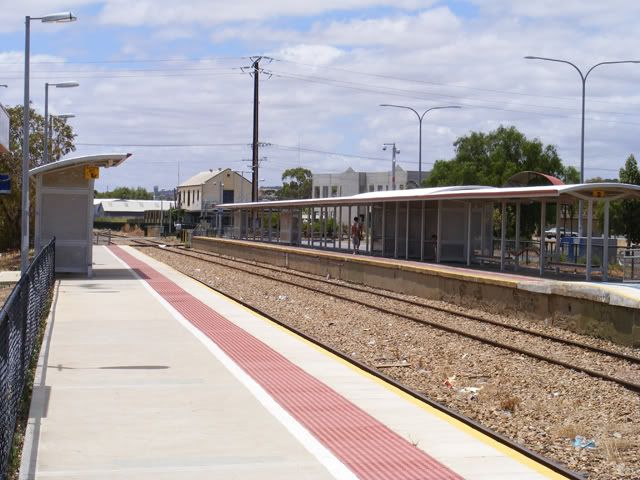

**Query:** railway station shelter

left=29, top=153, right=131, bottom=276
left=218, top=182, right=640, bottom=282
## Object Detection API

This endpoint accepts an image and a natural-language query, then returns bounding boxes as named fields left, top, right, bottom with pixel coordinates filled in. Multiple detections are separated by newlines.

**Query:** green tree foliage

left=0, top=104, right=76, bottom=250
left=95, top=186, right=153, bottom=199
left=276, top=167, right=312, bottom=199
left=425, top=126, right=577, bottom=188
left=616, top=155, right=640, bottom=245
left=424, top=126, right=580, bottom=238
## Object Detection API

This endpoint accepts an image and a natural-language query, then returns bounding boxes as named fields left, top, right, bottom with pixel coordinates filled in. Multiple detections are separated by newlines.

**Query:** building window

left=197, top=190, right=200, bottom=202
left=385, top=185, right=389, bottom=190
left=399, top=184, right=405, bottom=190
left=331, top=186, right=338, bottom=197
left=322, top=186, right=329, bottom=198
left=377, top=185, right=383, bottom=191
left=369, top=185, right=374, bottom=192
left=314, top=186, right=320, bottom=198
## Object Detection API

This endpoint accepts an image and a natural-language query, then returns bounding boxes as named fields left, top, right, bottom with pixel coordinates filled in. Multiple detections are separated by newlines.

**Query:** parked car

left=545, top=227, right=578, bottom=238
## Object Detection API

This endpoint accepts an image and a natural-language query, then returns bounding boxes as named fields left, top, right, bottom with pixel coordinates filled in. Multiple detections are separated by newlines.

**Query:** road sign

left=83, top=165, right=99, bottom=179
left=0, top=173, right=10, bottom=194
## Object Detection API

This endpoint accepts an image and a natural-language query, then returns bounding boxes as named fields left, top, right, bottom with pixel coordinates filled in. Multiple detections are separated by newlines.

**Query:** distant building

left=312, top=166, right=424, bottom=225
left=153, top=186, right=176, bottom=200
left=177, top=168, right=251, bottom=223
left=312, top=165, right=422, bottom=200
left=95, top=199, right=175, bottom=219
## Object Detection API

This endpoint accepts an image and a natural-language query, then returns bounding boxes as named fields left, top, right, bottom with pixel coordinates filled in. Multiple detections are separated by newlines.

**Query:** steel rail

left=130, top=240, right=640, bottom=393
left=178, top=263, right=586, bottom=480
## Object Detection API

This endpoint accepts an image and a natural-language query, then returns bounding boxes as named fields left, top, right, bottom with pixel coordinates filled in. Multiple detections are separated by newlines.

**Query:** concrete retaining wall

left=192, top=237, right=640, bottom=347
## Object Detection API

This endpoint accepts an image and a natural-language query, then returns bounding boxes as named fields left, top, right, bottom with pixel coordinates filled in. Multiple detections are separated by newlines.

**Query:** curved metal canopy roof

left=29, top=153, right=131, bottom=177
left=223, top=182, right=640, bottom=208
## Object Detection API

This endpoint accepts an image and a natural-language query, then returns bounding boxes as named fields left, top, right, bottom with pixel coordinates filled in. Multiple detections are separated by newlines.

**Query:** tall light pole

left=48, top=113, right=75, bottom=162
left=44, top=81, right=79, bottom=163
left=524, top=56, right=640, bottom=236
left=383, top=143, right=400, bottom=190
left=380, top=104, right=461, bottom=186
left=21, top=12, right=77, bottom=275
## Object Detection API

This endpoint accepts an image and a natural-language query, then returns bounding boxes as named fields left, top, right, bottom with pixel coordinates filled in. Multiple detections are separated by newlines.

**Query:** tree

left=276, top=167, right=312, bottom=199
left=0, top=104, right=76, bottom=250
left=425, top=125, right=577, bottom=188
left=95, top=186, right=153, bottom=199
left=425, top=126, right=579, bottom=237
left=618, top=154, right=640, bottom=246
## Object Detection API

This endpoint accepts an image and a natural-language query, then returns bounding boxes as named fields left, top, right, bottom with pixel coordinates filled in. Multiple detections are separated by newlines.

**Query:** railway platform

left=20, top=245, right=571, bottom=479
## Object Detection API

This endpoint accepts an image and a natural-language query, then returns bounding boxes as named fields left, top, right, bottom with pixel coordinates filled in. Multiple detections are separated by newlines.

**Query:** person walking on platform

left=351, top=217, right=362, bottom=254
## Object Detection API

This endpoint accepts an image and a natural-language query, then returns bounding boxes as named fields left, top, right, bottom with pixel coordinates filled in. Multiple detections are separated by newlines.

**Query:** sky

left=1, top=1, right=639, bottom=192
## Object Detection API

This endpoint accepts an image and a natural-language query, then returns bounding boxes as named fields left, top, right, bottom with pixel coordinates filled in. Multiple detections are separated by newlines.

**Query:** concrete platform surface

left=0, top=270, right=20, bottom=284
left=20, top=246, right=568, bottom=479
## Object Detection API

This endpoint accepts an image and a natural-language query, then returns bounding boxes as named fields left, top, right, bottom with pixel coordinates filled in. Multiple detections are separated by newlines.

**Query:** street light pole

left=21, top=12, right=77, bottom=275
left=380, top=104, right=461, bottom=186
left=383, top=143, right=400, bottom=190
left=524, top=56, right=640, bottom=236
left=44, top=81, right=79, bottom=164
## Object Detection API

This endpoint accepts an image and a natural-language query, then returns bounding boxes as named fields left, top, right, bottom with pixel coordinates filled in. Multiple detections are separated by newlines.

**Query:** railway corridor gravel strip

left=132, top=241, right=640, bottom=393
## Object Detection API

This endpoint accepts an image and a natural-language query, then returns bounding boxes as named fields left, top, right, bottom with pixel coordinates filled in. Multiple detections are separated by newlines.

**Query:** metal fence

left=0, top=239, right=55, bottom=478
left=622, top=249, right=640, bottom=283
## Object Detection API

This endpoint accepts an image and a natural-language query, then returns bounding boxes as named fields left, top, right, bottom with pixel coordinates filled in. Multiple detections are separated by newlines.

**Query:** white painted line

left=105, top=247, right=357, bottom=480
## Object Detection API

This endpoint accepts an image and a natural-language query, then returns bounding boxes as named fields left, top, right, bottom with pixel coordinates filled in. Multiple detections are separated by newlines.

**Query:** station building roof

left=97, top=199, right=175, bottom=213
left=29, top=153, right=131, bottom=177
left=222, top=183, right=640, bottom=208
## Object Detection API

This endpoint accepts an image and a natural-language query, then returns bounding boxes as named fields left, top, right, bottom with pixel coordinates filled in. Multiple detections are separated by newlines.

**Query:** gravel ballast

left=140, top=246, right=640, bottom=480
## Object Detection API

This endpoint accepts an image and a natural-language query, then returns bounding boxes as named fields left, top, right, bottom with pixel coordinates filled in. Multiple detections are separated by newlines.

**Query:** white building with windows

left=177, top=168, right=251, bottom=221
left=312, top=166, right=423, bottom=225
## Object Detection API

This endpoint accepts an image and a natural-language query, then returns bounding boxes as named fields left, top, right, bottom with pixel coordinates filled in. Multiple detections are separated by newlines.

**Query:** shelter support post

left=348, top=205, right=352, bottom=252
left=603, top=199, right=610, bottom=282
left=338, top=205, right=342, bottom=250
left=436, top=200, right=442, bottom=263
left=381, top=203, right=386, bottom=256
left=394, top=202, right=399, bottom=259
left=268, top=208, right=272, bottom=242
left=586, top=200, right=593, bottom=281
left=366, top=205, right=371, bottom=254
left=515, top=201, right=520, bottom=271
left=539, top=201, right=546, bottom=276
left=420, top=201, right=425, bottom=262
left=500, top=201, right=506, bottom=272
left=555, top=202, right=561, bottom=261
left=405, top=201, right=410, bottom=260
left=480, top=203, right=486, bottom=256
left=466, top=202, right=472, bottom=266
left=322, top=207, right=327, bottom=248
left=333, top=206, right=337, bottom=248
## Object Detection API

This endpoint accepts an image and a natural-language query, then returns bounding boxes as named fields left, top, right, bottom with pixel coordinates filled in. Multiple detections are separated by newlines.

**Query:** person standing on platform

left=351, top=217, right=362, bottom=254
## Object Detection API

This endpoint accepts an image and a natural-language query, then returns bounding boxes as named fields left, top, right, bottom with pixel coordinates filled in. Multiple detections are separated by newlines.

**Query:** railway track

left=116, top=238, right=583, bottom=480
left=125, top=238, right=640, bottom=394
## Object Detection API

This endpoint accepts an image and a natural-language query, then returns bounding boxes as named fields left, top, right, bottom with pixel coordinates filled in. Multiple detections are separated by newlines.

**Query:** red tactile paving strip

left=110, top=246, right=463, bottom=480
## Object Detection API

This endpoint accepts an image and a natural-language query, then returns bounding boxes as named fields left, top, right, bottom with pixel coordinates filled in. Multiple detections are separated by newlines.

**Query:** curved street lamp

left=524, top=56, right=640, bottom=236
left=44, top=81, right=79, bottom=163
left=380, top=104, right=461, bottom=185
left=21, top=12, right=77, bottom=274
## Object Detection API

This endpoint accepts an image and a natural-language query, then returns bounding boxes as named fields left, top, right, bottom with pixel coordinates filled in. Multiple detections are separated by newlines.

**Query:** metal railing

left=622, top=249, right=640, bottom=283
left=0, top=239, right=55, bottom=478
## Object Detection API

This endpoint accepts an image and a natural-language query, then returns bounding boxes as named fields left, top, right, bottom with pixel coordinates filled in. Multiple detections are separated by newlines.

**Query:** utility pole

left=251, top=57, right=260, bottom=203
left=383, top=143, right=400, bottom=190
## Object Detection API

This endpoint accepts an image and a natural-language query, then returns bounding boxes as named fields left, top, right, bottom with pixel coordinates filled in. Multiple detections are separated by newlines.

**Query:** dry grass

left=555, top=423, right=580, bottom=439
left=0, top=250, right=20, bottom=271
left=121, top=224, right=145, bottom=236
left=499, top=395, right=522, bottom=413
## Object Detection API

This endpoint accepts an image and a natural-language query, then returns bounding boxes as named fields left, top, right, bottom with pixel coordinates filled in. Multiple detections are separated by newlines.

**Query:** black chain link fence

left=0, top=239, right=55, bottom=478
